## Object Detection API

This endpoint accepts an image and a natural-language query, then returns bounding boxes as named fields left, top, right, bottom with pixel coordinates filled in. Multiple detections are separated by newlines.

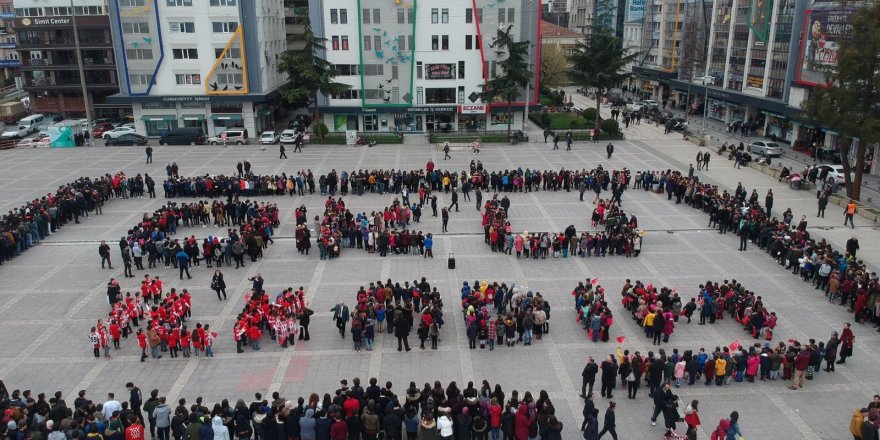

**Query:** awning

left=211, top=114, right=243, bottom=121
left=140, top=115, right=175, bottom=122
left=761, top=110, right=785, bottom=118
left=180, top=114, right=206, bottom=121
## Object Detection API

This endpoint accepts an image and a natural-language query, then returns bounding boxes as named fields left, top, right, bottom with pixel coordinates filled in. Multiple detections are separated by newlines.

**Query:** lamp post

left=523, top=0, right=533, bottom=134
left=70, top=0, right=93, bottom=145
left=697, top=75, right=713, bottom=135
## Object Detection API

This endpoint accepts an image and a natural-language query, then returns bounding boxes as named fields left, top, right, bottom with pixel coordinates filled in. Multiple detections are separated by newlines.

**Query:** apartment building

left=13, top=0, right=130, bottom=118
left=309, top=0, right=541, bottom=133
left=106, top=0, right=288, bottom=137
left=0, top=0, right=19, bottom=77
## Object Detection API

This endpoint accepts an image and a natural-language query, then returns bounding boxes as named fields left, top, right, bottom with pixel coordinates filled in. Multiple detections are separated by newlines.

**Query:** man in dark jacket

left=597, top=401, right=617, bottom=440
left=581, top=357, right=598, bottom=398
left=650, top=383, right=672, bottom=426
left=394, top=314, right=411, bottom=351
left=580, top=394, right=595, bottom=431
left=600, top=355, right=618, bottom=398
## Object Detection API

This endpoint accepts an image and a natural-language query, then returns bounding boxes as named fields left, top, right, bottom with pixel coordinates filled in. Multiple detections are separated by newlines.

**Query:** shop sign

left=162, top=96, right=211, bottom=103
left=459, top=104, right=486, bottom=114
left=426, top=63, right=455, bottom=80
left=746, top=75, right=764, bottom=89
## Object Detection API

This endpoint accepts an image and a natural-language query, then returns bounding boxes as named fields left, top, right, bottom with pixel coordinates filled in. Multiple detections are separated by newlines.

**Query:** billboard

left=795, top=8, right=854, bottom=87
left=627, top=0, right=646, bottom=21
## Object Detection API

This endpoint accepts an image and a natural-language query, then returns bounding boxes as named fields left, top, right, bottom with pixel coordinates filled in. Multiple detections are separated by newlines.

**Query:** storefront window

left=145, top=119, right=178, bottom=136
left=364, top=114, right=379, bottom=131
left=426, top=113, right=453, bottom=132
left=459, top=114, right=485, bottom=131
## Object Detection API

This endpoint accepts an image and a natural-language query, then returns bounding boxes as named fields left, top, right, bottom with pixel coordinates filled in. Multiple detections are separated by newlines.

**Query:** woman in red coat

left=514, top=403, right=532, bottom=440
left=838, top=322, right=855, bottom=364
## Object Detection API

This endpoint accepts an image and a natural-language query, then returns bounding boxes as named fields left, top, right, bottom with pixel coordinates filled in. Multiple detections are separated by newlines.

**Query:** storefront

left=210, top=114, right=244, bottom=135
left=180, top=114, right=207, bottom=132
left=323, top=106, right=458, bottom=133
left=707, top=99, right=745, bottom=124
left=762, top=112, right=793, bottom=142
left=141, top=115, right=178, bottom=137
left=458, top=104, right=487, bottom=132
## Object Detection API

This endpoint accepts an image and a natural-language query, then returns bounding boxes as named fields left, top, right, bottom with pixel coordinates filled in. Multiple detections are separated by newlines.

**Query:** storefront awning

left=181, top=114, right=206, bottom=121
left=140, top=115, right=175, bottom=122
left=761, top=110, right=785, bottom=118
left=211, top=114, right=243, bottom=121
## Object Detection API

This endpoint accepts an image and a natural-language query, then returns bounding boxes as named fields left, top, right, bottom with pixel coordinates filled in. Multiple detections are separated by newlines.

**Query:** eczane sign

left=459, top=105, right=486, bottom=114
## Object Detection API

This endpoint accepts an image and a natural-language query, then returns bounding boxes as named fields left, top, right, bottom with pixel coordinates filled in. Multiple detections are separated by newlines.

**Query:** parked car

left=279, top=129, right=298, bottom=144
left=159, top=128, right=206, bottom=146
left=747, top=141, right=783, bottom=157
left=102, top=126, right=137, bottom=139
left=288, top=114, right=312, bottom=129
left=92, top=122, right=115, bottom=138
left=106, top=133, right=149, bottom=146
left=260, top=131, right=280, bottom=144
left=1, top=125, right=31, bottom=139
left=208, top=128, right=249, bottom=145
left=626, top=102, right=644, bottom=112
left=642, top=99, right=659, bottom=111
left=17, top=137, right=48, bottom=148
left=816, top=164, right=854, bottom=186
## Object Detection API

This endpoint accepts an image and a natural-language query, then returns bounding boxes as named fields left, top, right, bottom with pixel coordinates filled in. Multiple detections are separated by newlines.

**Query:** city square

left=0, top=117, right=876, bottom=439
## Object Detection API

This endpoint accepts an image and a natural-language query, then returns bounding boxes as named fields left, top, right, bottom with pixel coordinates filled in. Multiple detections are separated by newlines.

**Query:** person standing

left=824, top=332, right=840, bottom=372
left=152, top=397, right=171, bottom=440
left=145, top=146, right=153, bottom=164
left=765, top=189, right=774, bottom=217
left=789, top=347, right=811, bottom=390
left=441, top=208, right=449, bottom=233
left=684, top=400, right=700, bottom=439
left=846, top=236, right=860, bottom=258
left=100, top=240, right=113, bottom=269
left=475, top=187, right=482, bottom=211
left=838, top=322, right=855, bottom=364
left=844, top=200, right=857, bottom=228
left=211, top=270, right=227, bottom=301
left=330, top=302, right=349, bottom=339
left=702, top=153, right=710, bottom=170
left=581, top=357, right=598, bottom=398
left=443, top=142, right=451, bottom=160
left=596, top=402, right=616, bottom=440
left=394, top=313, right=411, bottom=352
left=818, top=193, right=828, bottom=218
left=606, top=143, right=614, bottom=159
left=566, top=130, right=573, bottom=151
left=175, top=250, right=191, bottom=280
left=449, top=190, right=459, bottom=212
left=125, top=414, right=146, bottom=440
left=279, top=143, right=287, bottom=159
left=600, top=355, right=618, bottom=398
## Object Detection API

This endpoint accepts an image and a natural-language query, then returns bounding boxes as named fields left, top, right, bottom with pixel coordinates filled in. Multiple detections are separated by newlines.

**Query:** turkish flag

left=616, top=336, right=626, bottom=344
left=728, top=340, right=741, bottom=351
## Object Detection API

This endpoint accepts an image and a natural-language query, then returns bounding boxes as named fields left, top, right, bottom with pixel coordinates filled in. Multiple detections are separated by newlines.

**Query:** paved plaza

left=0, top=120, right=877, bottom=439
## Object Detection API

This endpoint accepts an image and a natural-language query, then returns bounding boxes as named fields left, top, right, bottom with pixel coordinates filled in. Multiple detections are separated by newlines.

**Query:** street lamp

left=696, top=75, right=713, bottom=135
left=523, top=0, right=534, bottom=134
left=70, top=0, right=93, bottom=145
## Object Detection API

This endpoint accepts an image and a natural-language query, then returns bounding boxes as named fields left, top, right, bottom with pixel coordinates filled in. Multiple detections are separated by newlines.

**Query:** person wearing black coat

left=383, top=406, right=402, bottom=440
left=862, top=416, right=879, bottom=440
left=456, top=408, right=473, bottom=440
left=284, top=403, right=302, bottom=440
left=597, top=402, right=616, bottom=440
left=581, top=357, right=599, bottom=398
left=599, top=356, right=618, bottom=398
left=580, top=394, right=595, bottom=431
left=501, top=406, right=516, bottom=437
left=346, top=413, right=363, bottom=439
left=263, top=410, right=278, bottom=440
left=662, top=395, right=680, bottom=431
left=650, top=384, right=672, bottom=426
left=628, top=355, right=643, bottom=399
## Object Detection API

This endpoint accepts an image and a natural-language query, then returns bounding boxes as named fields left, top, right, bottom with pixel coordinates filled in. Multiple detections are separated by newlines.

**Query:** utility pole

left=523, top=0, right=533, bottom=134
left=70, top=0, right=93, bottom=145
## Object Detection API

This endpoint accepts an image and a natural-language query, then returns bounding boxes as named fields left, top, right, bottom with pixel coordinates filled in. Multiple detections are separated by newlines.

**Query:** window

left=363, top=36, right=371, bottom=51
left=47, top=7, right=71, bottom=15
left=330, top=9, right=338, bottom=24
left=214, top=47, right=241, bottom=58
left=408, top=9, right=415, bottom=24
left=209, top=0, right=236, bottom=5
left=175, top=73, right=201, bottom=85
left=341, top=36, right=349, bottom=50
left=508, top=8, right=515, bottom=23
left=441, top=35, right=449, bottom=50
left=340, top=9, right=347, bottom=24
left=431, top=35, right=438, bottom=51
left=363, top=89, right=380, bottom=100
left=476, top=34, right=482, bottom=49
left=170, top=22, right=195, bottom=33
left=465, top=35, right=472, bottom=50
left=477, top=8, right=483, bottom=23
left=331, top=36, right=339, bottom=50
left=498, top=8, right=505, bottom=23
left=458, top=86, right=465, bottom=103
left=216, top=73, right=243, bottom=84
left=331, top=90, right=359, bottom=100
left=398, top=34, right=405, bottom=51
left=75, top=5, right=103, bottom=14
left=126, top=48, right=154, bottom=60
left=373, top=36, right=381, bottom=50
left=166, top=0, right=191, bottom=6
left=122, top=0, right=146, bottom=5
left=431, top=8, right=438, bottom=23
left=408, top=36, right=414, bottom=52
left=372, top=9, right=380, bottom=23
left=392, top=63, right=399, bottom=80
left=362, top=8, right=370, bottom=24
left=14, top=8, right=42, bottom=17
left=122, top=22, right=150, bottom=34
left=363, top=64, right=384, bottom=76
left=458, top=61, right=465, bottom=79
left=143, top=102, right=175, bottom=109
left=172, top=48, right=198, bottom=59
left=416, top=61, right=423, bottom=79
left=426, top=88, right=455, bottom=104
left=211, top=22, right=238, bottom=33
left=441, top=9, right=449, bottom=23
left=466, top=8, right=473, bottom=23
left=397, top=9, right=405, bottom=24
left=334, top=64, right=358, bottom=75
left=129, top=74, right=153, bottom=85
left=416, top=87, right=423, bottom=104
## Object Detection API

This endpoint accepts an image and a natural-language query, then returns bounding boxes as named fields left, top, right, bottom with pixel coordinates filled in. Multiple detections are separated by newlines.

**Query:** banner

left=795, top=8, right=855, bottom=86
left=748, top=0, right=773, bottom=43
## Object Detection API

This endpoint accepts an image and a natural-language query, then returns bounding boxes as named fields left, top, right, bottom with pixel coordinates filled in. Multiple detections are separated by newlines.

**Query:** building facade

left=106, top=0, right=288, bottom=138
left=309, top=0, right=541, bottom=133
left=0, top=0, right=19, bottom=78
left=13, top=0, right=129, bottom=118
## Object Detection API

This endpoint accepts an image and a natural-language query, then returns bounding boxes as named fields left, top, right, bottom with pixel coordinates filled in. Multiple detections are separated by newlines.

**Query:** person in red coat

left=838, top=322, right=855, bottom=364
left=514, top=403, right=532, bottom=440
left=136, top=329, right=148, bottom=362
left=247, top=324, right=262, bottom=351
left=329, top=413, right=348, bottom=440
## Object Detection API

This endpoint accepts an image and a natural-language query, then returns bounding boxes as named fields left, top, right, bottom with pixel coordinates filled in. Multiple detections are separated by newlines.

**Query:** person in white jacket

left=212, top=416, right=229, bottom=440
left=437, top=409, right=454, bottom=439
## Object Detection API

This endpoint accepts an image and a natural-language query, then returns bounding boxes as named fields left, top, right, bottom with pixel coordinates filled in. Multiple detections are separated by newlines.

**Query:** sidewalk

left=562, top=86, right=880, bottom=272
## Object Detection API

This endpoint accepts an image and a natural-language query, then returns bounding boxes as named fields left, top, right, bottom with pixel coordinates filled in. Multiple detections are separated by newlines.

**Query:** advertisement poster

left=748, top=0, right=773, bottom=43
left=490, top=112, right=511, bottom=126
left=796, top=8, right=854, bottom=86
left=627, top=0, right=646, bottom=22
left=333, top=115, right=347, bottom=132
left=48, top=125, right=75, bottom=148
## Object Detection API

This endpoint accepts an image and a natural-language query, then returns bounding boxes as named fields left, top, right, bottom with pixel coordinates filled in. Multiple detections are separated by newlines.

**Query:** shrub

left=314, top=122, right=329, bottom=140
left=600, top=119, right=620, bottom=135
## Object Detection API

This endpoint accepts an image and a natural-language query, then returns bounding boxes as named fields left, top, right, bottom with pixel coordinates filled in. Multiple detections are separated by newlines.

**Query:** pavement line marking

left=765, top=391, right=821, bottom=440
left=68, top=360, right=110, bottom=398
left=167, top=358, right=200, bottom=403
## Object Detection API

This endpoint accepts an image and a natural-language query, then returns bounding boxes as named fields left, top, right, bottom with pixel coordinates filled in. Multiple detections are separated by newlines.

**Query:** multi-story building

left=570, top=0, right=592, bottom=32
left=13, top=0, right=129, bottom=118
left=106, top=0, right=288, bottom=138
left=0, top=0, right=20, bottom=78
left=309, top=0, right=541, bottom=133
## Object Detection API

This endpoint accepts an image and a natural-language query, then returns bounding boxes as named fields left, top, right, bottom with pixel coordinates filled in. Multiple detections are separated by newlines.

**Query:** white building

left=106, top=0, right=288, bottom=138
left=310, top=0, right=540, bottom=133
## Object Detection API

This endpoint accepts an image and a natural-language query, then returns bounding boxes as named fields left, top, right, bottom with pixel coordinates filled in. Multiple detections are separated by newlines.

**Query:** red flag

left=616, top=336, right=626, bottom=344
left=590, top=278, right=599, bottom=286
left=787, top=338, right=795, bottom=343
left=728, top=340, right=740, bottom=351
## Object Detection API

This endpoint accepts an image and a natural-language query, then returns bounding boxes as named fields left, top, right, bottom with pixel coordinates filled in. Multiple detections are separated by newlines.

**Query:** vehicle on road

left=642, top=99, right=659, bottom=111
left=105, top=133, right=149, bottom=146
left=16, top=137, right=49, bottom=148
left=92, top=122, right=115, bottom=138
left=159, top=127, right=206, bottom=146
left=102, top=126, right=137, bottom=139
left=1, top=125, right=32, bottom=139
left=260, top=131, right=280, bottom=144
left=288, top=114, right=312, bottom=129
left=748, top=141, right=783, bottom=157
left=816, top=164, right=854, bottom=186
left=280, top=129, right=298, bottom=144
left=208, top=129, right=248, bottom=145
left=626, top=102, right=643, bottom=112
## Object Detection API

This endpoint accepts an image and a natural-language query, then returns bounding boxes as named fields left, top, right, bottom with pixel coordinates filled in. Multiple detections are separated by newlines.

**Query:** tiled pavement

left=0, top=129, right=876, bottom=439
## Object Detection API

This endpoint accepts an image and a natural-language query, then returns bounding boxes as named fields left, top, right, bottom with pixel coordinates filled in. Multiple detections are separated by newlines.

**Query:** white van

left=18, top=114, right=45, bottom=134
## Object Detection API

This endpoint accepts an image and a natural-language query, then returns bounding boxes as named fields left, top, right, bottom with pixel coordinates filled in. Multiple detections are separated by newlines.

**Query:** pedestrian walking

left=279, top=143, right=287, bottom=159
left=606, top=143, right=614, bottom=159
left=443, top=142, right=451, bottom=160
left=211, top=270, right=227, bottom=300
left=844, top=200, right=857, bottom=228
left=597, top=402, right=617, bottom=440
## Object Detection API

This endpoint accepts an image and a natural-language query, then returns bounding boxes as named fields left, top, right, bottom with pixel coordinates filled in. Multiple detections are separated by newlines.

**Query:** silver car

left=748, top=141, right=782, bottom=157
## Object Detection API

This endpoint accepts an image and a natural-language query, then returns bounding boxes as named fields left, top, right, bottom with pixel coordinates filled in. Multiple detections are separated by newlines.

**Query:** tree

left=802, top=3, right=880, bottom=201
left=540, top=44, right=569, bottom=90
left=277, top=15, right=349, bottom=140
left=568, top=27, right=639, bottom=131
left=480, top=25, right=534, bottom=136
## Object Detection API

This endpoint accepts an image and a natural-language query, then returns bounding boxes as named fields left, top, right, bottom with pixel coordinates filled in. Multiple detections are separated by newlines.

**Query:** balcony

left=24, top=72, right=117, bottom=90
left=285, top=23, right=305, bottom=36
left=286, top=39, right=305, bottom=51
left=32, top=95, right=86, bottom=111
left=21, top=56, right=115, bottom=69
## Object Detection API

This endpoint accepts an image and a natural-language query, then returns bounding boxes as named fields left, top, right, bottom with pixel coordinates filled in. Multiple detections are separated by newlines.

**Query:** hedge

left=319, top=133, right=404, bottom=144
left=430, top=133, right=509, bottom=143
